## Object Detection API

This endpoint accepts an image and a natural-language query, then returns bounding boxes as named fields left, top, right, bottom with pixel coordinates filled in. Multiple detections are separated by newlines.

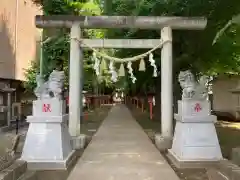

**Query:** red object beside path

left=148, top=97, right=153, bottom=120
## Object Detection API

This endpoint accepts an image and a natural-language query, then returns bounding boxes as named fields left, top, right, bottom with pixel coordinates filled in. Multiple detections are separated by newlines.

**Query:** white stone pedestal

left=21, top=98, right=75, bottom=170
left=168, top=99, right=223, bottom=168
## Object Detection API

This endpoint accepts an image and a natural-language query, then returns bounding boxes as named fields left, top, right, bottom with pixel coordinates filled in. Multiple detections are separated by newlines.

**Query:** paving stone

left=68, top=105, right=179, bottom=180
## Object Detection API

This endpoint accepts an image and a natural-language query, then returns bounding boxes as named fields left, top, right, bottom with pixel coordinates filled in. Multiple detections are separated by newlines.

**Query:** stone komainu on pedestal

left=21, top=70, right=75, bottom=170
left=168, top=70, right=222, bottom=168
left=34, top=70, right=65, bottom=99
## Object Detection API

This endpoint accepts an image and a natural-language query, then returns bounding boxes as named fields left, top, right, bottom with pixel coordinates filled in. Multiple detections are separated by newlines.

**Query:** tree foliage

left=24, top=0, right=113, bottom=92
left=25, top=0, right=240, bottom=96
left=102, top=0, right=240, bottom=95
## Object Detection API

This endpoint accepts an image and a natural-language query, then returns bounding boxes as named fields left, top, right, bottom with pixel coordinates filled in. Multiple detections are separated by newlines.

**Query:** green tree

left=26, top=0, right=240, bottom=96
left=103, top=0, right=240, bottom=93
left=100, top=0, right=240, bottom=115
left=25, top=0, right=113, bottom=93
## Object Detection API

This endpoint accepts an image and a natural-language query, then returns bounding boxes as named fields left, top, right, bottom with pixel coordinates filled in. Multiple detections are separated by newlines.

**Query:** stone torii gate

left=35, top=15, right=207, bottom=147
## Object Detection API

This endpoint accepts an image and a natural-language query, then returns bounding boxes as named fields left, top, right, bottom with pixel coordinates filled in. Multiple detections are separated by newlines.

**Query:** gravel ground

left=0, top=126, right=28, bottom=155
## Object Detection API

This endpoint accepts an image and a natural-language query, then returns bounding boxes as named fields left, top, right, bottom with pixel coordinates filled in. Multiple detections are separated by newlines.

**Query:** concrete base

left=21, top=117, right=72, bottom=163
left=26, top=150, right=77, bottom=170
left=170, top=121, right=222, bottom=161
left=71, top=134, right=86, bottom=150
left=154, top=133, right=172, bottom=151
left=170, top=99, right=223, bottom=166
left=167, top=149, right=220, bottom=169
left=21, top=114, right=73, bottom=170
left=35, top=150, right=83, bottom=180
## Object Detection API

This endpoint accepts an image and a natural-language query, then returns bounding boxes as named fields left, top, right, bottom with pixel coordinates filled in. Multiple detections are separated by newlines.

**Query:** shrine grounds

left=0, top=104, right=240, bottom=180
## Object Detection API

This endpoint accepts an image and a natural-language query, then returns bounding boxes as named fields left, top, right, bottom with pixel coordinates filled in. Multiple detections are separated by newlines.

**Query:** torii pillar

left=68, top=23, right=86, bottom=149
left=161, top=27, right=173, bottom=137
left=154, top=26, right=174, bottom=151
left=69, top=22, right=83, bottom=137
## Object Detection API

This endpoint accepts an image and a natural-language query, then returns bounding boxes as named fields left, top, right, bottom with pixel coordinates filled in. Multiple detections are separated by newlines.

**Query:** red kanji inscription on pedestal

left=42, top=104, right=51, bottom=112
left=194, top=103, right=202, bottom=112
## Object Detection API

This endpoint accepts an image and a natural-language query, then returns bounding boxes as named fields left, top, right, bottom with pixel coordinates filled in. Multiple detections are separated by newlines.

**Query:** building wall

left=0, top=0, right=42, bottom=81
left=0, top=0, right=17, bottom=79
left=212, top=76, right=239, bottom=116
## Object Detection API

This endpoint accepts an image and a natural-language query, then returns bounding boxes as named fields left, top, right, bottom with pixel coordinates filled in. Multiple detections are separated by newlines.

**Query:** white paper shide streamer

left=92, top=52, right=100, bottom=76
left=91, top=43, right=161, bottom=82
left=149, top=53, right=157, bottom=77
left=109, top=61, right=118, bottom=82
left=127, top=62, right=137, bottom=83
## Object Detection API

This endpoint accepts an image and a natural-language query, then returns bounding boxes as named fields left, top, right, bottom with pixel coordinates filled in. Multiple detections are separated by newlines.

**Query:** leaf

left=232, top=13, right=240, bottom=24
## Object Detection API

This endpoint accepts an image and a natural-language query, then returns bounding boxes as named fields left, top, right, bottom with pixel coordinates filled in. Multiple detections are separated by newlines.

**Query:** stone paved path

left=68, top=104, right=179, bottom=180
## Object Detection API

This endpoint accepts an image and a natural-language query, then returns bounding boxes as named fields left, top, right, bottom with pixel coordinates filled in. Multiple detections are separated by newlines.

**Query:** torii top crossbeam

left=35, top=15, right=207, bottom=30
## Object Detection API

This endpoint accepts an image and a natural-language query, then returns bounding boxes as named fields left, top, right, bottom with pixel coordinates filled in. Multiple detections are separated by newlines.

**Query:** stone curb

left=0, top=160, right=27, bottom=180
left=17, top=171, right=36, bottom=180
